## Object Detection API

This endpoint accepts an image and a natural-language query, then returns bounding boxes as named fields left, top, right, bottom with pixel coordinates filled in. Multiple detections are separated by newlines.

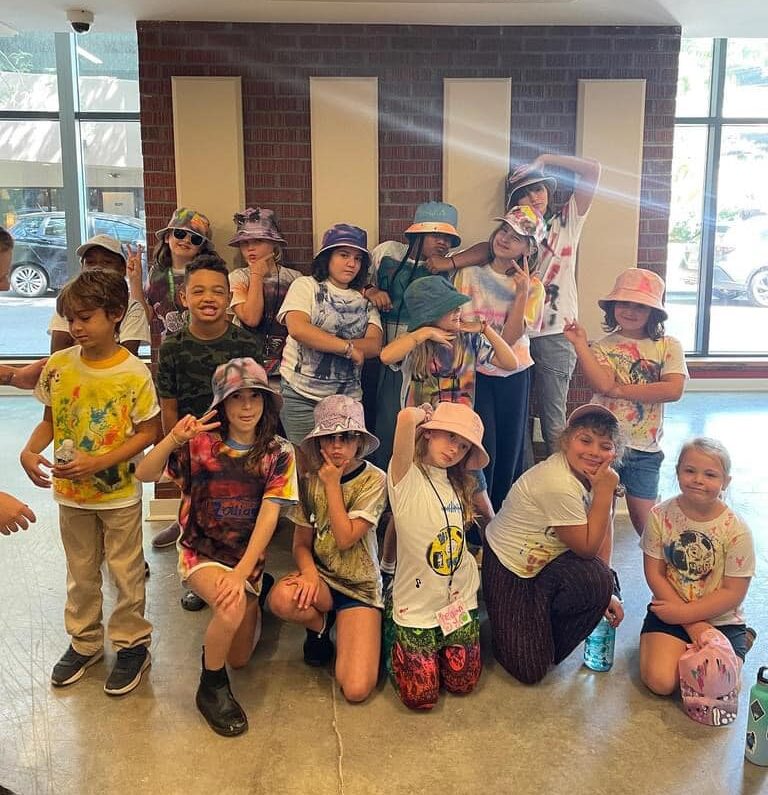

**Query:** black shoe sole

left=181, top=591, right=207, bottom=611
left=103, top=653, right=151, bottom=696
left=51, top=649, right=104, bottom=687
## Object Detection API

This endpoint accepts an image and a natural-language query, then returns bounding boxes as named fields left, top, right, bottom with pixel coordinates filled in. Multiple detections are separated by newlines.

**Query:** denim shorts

left=640, top=607, right=748, bottom=660
left=330, top=585, right=380, bottom=612
left=614, top=448, right=664, bottom=500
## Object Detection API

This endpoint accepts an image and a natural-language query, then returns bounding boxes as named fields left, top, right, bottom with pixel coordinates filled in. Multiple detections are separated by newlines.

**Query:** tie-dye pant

left=385, top=604, right=482, bottom=710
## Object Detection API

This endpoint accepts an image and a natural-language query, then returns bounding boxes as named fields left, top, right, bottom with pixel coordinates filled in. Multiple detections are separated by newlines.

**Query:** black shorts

left=640, top=607, right=748, bottom=660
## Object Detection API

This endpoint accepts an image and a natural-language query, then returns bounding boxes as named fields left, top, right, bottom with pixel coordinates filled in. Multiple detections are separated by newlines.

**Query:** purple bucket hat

left=208, top=357, right=282, bottom=412
left=155, top=207, right=211, bottom=242
left=300, top=395, right=379, bottom=459
left=314, top=223, right=369, bottom=260
left=228, top=207, right=287, bottom=248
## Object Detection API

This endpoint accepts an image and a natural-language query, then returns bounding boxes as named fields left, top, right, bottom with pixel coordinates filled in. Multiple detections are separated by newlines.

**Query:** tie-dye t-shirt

left=641, top=497, right=755, bottom=625
left=288, top=461, right=387, bottom=608
left=167, top=433, right=298, bottom=569
left=34, top=346, right=160, bottom=509
left=590, top=333, right=688, bottom=452
left=399, top=331, right=493, bottom=408
left=453, top=264, right=545, bottom=376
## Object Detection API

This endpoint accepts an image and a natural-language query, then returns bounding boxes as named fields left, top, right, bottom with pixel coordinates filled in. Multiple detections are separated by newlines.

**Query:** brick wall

left=137, top=21, right=681, bottom=431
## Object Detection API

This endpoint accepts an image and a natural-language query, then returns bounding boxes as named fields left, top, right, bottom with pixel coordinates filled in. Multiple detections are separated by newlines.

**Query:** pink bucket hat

left=208, top=357, right=282, bottom=412
left=416, top=402, right=489, bottom=470
left=678, top=627, right=742, bottom=727
left=228, top=207, right=286, bottom=248
left=598, top=268, right=668, bottom=320
left=300, top=395, right=379, bottom=459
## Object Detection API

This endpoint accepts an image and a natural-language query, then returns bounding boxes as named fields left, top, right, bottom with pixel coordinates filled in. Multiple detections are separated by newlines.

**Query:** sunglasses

left=321, top=432, right=360, bottom=444
left=171, top=228, right=205, bottom=246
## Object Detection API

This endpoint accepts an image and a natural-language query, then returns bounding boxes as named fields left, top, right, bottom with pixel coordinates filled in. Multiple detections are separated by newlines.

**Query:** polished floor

left=1, top=392, right=767, bottom=795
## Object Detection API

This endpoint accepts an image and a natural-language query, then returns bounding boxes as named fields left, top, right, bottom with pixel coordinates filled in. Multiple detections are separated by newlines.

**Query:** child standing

left=269, top=395, right=387, bottom=703
left=564, top=268, right=688, bottom=535
left=20, top=269, right=160, bottom=695
left=640, top=438, right=754, bottom=696
left=136, top=358, right=298, bottom=736
left=227, top=208, right=302, bottom=381
left=386, top=402, right=487, bottom=710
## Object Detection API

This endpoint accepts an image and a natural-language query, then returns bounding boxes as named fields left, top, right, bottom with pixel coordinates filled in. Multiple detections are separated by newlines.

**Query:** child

left=564, top=268, right=688, bottom=535
left=639, top=437, right=755, bottom=697
left=227, top=208, right=301, bottom=381
left=49, top=234, right=150, bottom=355
left=268, top=395, right=387, bottom=703
left=482, top=405, right=622, bottom=685
left=136, top=358, right=298, bottom=737
left=153, top=254, right=262, bottom=600
left=386, top=401, right=487, bottom=710
left=20, top=269, right=160, bottom=695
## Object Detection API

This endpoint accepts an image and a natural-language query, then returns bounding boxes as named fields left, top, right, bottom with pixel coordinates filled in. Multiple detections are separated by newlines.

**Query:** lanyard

left=423, top=469, right=462, bottom=596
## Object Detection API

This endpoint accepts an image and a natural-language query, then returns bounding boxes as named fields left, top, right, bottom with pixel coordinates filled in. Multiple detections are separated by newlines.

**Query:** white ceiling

left=1, top=0, right=767, bottom=37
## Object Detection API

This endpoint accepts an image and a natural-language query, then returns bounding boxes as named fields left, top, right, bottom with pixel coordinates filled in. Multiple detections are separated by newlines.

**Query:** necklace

left=423, top=468, right=462, bottom=596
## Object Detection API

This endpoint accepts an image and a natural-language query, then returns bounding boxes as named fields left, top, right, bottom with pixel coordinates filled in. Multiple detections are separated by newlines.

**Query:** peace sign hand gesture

left=507, top=255, right=531, bottom=295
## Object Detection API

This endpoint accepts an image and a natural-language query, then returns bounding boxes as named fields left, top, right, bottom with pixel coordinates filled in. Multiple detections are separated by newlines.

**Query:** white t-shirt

left=529, top=194, right=588, bottom=337
left=388, top=462, right=479, bottom=629
left=641, top=497, right=755, bottom=626
left=590, top=333, right=689, bottom=453
left=48, top=298, right=150, bottom=345
left=486, top=452, right=590, bottom=578
left=277, top=276, right=381, bottom=401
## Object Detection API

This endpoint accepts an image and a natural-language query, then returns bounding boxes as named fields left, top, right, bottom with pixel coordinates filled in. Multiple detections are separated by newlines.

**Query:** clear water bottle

left=54, top=438, right=75, bottom=464
left=746, top=667, right=768, bottom=765
left=583, top=617, right=615, bottom=672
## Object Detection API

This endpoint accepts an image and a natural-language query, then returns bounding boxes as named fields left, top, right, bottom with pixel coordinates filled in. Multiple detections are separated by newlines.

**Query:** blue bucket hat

left=314, top=223, right=369, bottom=259
left=404, top=202, right=461, bottom=248
left=404, top=275, right=470, bottom=332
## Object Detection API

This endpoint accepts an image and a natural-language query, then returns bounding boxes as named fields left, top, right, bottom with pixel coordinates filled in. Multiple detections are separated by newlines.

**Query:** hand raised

left=171, top=410, right=221, bottom=445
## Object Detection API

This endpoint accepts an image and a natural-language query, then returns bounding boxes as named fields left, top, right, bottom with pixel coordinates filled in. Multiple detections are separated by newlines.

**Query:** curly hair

left=560, top=410, right=625, bottom=463
left=56, top=269, right=128, bottom=333
left=601, top=302, right=666, bottom=341
left=184, top=253, right=230, bottom=285
left=312, top=249, right=369, bottom=290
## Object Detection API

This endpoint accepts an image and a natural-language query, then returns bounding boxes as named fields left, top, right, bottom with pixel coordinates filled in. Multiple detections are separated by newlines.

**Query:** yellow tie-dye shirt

left=35, top=346, right=160, bottom=509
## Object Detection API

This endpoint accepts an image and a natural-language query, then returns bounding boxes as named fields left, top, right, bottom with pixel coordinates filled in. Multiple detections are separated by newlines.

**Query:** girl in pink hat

left=385, top=401, right=488, bottom=710
left=268, top=395, right=387, bottom=703
left=564, top=267, right=688, bottom=536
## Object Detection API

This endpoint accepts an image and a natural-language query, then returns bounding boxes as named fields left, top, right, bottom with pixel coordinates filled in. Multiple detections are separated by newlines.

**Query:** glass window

left=42, top=216, right=66, bottom=238
left=675, top=38, right=713, bottom=117
left=723, top=39, right=768, bottom=118
left=664, top=125, right=709, bottom=353
left=77, top=33, right=139, bottom=113
left=0, top=32, right=58, bottom=112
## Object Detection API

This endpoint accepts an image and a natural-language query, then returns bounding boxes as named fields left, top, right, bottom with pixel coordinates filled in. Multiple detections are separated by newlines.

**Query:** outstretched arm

left=391, top=405, right=430, bottom=486
left=531, top=153, right=601, bottom=216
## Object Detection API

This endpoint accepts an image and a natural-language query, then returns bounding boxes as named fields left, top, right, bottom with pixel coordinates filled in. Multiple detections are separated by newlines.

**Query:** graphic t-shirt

left=49, top=298, right=150, bottom=346
left=288, top=461, right=387, bottom=608
left=453, top=264, right=545, bottom=376
left=229, top=265, right=302, bottom=376
left=486, top=452, right=591, bottom=578
left=641, top=497, right=755, bottom=625
left=278, top=276, right=381, bottom=401
left=145, top=265, right=187, bottom=339
left=35, top=346, right=160, bottom=509
left=399, top=331, right=493, bottom=408
left=157, top=323, right=263, bottom=418
left=168, top=433, right=298, bottom=569
left=388, top=462, right=479, bottom=629
left=529, top=195, right=589, bottom=337
left=590, top=333, right=688, bottom=452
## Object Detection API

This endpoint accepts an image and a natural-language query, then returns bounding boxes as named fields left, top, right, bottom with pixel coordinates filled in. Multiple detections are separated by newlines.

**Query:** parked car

left=8, top=212, right=146, bottom=297
left=713, top=215, right=768, bottom=307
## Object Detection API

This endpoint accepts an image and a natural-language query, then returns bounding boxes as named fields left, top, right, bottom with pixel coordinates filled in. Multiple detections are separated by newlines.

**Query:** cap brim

left=75, top=242, right=126, bottom=262
left=506, top=175, right=557, bottom=205
left=155, top=226, right=210, bottom=243
left=227, top=232, right=286, bottom=248
left=598, top=293, right=668, bottom=320
left=566, top=403, right=619, bottom=427
left=313, top=242, right=369, bottom=259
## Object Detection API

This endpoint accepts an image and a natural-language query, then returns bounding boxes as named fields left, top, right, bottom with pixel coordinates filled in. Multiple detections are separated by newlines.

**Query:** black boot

left=195, top=649, right=248, bottom=737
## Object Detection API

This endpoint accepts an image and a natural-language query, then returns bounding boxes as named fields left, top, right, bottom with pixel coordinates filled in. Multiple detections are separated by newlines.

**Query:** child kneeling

left=269, top=395, right=387, bottom=703
left=136, top=358, right=298, bottom=736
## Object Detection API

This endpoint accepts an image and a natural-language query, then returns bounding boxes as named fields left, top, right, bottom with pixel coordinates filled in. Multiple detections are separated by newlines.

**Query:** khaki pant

left=59, top=502, right=152, bottom=655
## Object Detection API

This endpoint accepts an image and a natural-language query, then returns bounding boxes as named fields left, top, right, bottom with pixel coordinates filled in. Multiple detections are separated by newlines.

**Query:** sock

left=201, top=664, right=227, bottom=687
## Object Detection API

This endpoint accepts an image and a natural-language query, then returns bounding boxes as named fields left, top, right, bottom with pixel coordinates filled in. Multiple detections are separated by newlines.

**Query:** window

left=666, top=38, right=768, bottom=356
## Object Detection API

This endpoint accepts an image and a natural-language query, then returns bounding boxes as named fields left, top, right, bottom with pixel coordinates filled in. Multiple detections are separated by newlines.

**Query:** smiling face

left=167, top=229, right=204, bottom=265
left=181, top=267, right=229, bottom=326
left=81, top=246, right=126, bottom=276
left=613, top=301, right=652, bottom=339
left=677, top=448, right=730, bottom=510
left=224, top=388, right=264, bottom=439
left=492, top=224, right=532, bottom=262
left=563, top=426, right=617, bottom=481
left=326, top=246, right=364, bottom=288
left=423, top=429, right=471, bottom=469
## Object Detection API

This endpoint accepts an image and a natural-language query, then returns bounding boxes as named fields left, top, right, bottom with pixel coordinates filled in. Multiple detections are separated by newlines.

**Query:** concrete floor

left=1, top=392, right=767, bottom=795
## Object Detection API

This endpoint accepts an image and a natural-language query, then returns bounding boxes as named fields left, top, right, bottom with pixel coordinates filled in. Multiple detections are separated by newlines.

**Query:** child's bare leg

left=639, top=632, right=687, bottom=695
left=228, top=596, right=262, bottom=669
left=471, top=489, right=494, bottom=538
left=268, top=575, right=333, bottom=633
left=626, top=494, right=656, bottom=536
left=335, top=606, right=381, bottom=703
left=380, top=516, right=397, bottom=575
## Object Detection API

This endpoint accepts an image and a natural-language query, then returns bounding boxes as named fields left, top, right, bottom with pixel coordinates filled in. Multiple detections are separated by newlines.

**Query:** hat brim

left=404, top=223, right=461, bottom=249
left=155, top=226, right=210, bottom=243
left=313, top=242, right=370, bottom=260
left=598, top=290, right=668, bottom=321
left=300, top=427, right=380, bottom=459
left=416, top=419, right=489, bottom=470
left=506, top=175, right=557, bottom=206
left=566, top=403, right=619, bottom=428
left=75, top=242, right=126, bottom=263
left=207, top=380, right=283, bottom=413
left=406, top=291, right=470, bottom=332
left=227, top=231, right=286, bottom=248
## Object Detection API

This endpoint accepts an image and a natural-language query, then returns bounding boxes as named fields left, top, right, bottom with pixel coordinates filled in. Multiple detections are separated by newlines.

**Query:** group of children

left=0, top=151, right=755, bottom=736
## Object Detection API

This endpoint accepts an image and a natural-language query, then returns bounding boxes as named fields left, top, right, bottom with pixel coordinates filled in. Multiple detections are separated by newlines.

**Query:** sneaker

left=104, top=646, right=151, bottom=696
left=181, top=590, right=207, bottom=611
left=152, top=521, right=181, bottom=549
left=303, top=610, right=336, bottom=667
left=51, top=645, right=103, bottom=687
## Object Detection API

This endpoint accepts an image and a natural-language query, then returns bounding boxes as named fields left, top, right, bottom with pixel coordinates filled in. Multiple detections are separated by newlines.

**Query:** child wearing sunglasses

left=145, top=208, right=216, bottom=339
left=268, top=395, right=387, bottom=703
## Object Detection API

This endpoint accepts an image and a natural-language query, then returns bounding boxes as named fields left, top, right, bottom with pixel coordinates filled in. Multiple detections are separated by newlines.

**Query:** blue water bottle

left=583, top=617, right=615, bottom=672
left=746, top=667, right=768, bottom=765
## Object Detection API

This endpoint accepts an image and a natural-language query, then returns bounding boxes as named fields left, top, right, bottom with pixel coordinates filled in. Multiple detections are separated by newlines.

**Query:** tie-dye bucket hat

left=228, top=207, right=286, bottom=247
left=300, top=394, right=380, bottom=462
left=208, top=357, right=282, bottom=412
left=598, top=268, right=668, bottom=320
left=155, top=207, right=211, bottom=243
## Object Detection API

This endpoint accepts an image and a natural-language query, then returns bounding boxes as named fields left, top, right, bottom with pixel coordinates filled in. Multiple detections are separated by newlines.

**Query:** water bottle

left=746, top=667, right=768, bottom=765
left=54, top=438, right=75, bottom=464
left=583, top=617, right=615, bottom=672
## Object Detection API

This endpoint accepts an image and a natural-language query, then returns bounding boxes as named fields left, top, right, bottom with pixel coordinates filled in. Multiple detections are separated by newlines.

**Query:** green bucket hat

left=404, top=275, right=470, bottom=332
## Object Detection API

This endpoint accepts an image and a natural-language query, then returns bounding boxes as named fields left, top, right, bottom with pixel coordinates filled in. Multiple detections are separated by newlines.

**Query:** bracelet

left=169, top=430, right=185, bottom=447
left=342, top=341, right=354, bottom=359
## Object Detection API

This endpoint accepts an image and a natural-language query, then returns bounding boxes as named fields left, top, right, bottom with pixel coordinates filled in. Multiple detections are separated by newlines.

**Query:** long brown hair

left=414, top=433, right=475, bottom=526
left=408, top=338, right=463, bottom=383
left=215, top=391, right=282, bottom=476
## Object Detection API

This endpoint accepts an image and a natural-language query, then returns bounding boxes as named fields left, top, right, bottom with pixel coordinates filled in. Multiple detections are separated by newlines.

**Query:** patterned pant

left=385, top=597, right=482, bottom=710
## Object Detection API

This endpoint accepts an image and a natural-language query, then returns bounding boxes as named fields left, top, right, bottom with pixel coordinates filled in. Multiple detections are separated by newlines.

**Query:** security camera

left=66, top=9, right=94, bottom=34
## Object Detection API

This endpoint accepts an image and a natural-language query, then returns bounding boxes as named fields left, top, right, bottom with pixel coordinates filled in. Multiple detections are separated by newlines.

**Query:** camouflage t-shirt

left=157, top=323, right=263, bottom=418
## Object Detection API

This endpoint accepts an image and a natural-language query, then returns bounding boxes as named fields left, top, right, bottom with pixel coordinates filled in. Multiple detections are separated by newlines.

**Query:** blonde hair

left=408, top=338, right=463, bottom=383
left=236, top=243, right=283, bottom=270
left=676, top=437, right=731, bottom=477
left=414, top=433, right=475, bottom=526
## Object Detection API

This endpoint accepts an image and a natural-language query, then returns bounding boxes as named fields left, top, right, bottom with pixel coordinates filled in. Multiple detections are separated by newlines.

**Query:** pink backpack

left=678, top=627, right=742, bottom=726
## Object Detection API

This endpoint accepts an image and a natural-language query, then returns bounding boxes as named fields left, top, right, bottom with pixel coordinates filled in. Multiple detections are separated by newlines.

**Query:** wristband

left=343, top=341, right=354, bottom=359
left=169, top=430, right=185, bottom=447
